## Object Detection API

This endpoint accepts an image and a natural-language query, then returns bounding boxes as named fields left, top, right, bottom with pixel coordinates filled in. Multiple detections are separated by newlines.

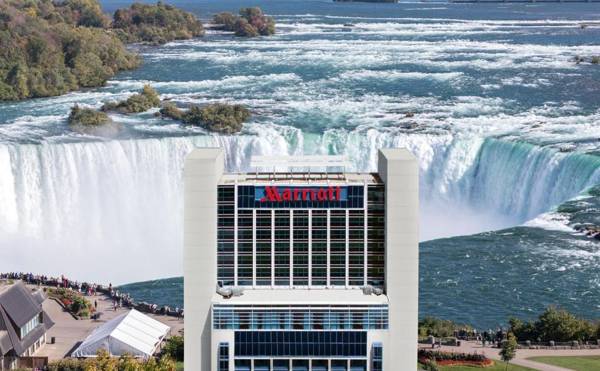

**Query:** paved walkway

left=421, top=340, right=600, bottom=371
left=35, top=289, right=183, bottom=360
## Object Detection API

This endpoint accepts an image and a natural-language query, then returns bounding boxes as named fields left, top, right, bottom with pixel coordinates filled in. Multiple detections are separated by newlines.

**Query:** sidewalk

left=35, top=288, right=183, bottom=360
left=422, top=340, right=600, bottom=371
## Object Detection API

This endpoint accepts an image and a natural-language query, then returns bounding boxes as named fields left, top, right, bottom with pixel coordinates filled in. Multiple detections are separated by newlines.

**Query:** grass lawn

left=435, top=363, right=536, bottom=371
left=528, top=355, right=600, bottom=371
left=176, top=361, right=184, bottom=371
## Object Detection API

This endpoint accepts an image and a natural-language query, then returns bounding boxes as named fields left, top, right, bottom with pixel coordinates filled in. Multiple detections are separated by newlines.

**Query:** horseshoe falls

left=2, top=0, right=600, bottom=328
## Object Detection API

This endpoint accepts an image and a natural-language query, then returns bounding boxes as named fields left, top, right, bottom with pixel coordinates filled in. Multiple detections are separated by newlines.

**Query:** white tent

left=71, top=309, right=170, bottom=359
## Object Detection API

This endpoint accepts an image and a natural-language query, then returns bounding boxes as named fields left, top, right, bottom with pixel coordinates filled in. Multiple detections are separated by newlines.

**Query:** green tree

left=500, top=332, right=518, bottom=371
left=162, top=336, right=183, bottom=362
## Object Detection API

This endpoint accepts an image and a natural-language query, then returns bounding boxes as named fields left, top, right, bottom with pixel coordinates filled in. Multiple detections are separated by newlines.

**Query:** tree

left=500, top=332, right=517, bottom=371
left=162, top=336, right=184, bottom=362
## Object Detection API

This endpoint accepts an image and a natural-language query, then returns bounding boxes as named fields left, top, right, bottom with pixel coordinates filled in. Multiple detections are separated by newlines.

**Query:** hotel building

left=185, top=149, right=418, bottom=371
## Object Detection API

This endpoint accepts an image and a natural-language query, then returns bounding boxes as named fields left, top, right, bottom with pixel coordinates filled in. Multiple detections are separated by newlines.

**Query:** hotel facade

left=185, top=149, right=418, bottom=371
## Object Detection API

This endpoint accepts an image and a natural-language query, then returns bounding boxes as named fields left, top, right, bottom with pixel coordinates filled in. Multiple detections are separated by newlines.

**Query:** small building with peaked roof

left=0, top=280, right=54, bottom=370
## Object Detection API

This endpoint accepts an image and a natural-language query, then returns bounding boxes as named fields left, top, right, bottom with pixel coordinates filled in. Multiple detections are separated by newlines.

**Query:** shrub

left=183, top=103, right=251, bottom=134
left=0, top=0, right=140, bottom=101
left=102, top=85, right=160, bottom=113
left=418, top=349, right=488, bottom=363
left=68, top=105, right=111, bottom=126
left=509, top=306, right=597, bottom=342
left=213, top=12, right=237, bottom=30
left=160, top=102, right=251, bottom=134
left=112, top=2, right=204, bottom=45
left=160, top=102, right=184, bottom=120
left=213, top=7, right=275, bottom=37
left=419, top=317, right=469, bottom=338
left=162, top=336, right=184, bottom=362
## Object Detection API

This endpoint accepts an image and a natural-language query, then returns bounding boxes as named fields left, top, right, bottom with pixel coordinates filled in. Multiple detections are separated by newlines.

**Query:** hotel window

left=235, top=359, right=251, bottom=371
left=237, top=209, right=253, bottom=286
left=274, top=359, right=289, bottom=371
left=234, top=331, right=367, bottom=357
left=348, top=209, right=365, bottom=285
left=330, top=210, right=346, bottom=286
left=293, top=210, right=309, bottom=286
left=213, top=305, right=388, bottom=331
left=256, top=210, right=272, bottom=286
left=218, top=186, right=235, bottom=286
left=218, top=342, right=229, bottom=371
left=367, top=185, right=385, bottom=288
left=311, top=210, right=327, bottom=286
left=372, top=343, right=383, bottom=371
left=275, top=210, right=291, bottom=286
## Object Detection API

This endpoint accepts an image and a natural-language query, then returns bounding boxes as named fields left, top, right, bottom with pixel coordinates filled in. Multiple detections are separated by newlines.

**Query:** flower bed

left=46, top=287, right=94, bottom=319
left=419, top=349, right=494, bottom=367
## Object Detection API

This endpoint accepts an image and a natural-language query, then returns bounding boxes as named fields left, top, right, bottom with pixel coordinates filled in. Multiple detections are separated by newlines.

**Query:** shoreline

left=0, top=272, right=183, bottom=318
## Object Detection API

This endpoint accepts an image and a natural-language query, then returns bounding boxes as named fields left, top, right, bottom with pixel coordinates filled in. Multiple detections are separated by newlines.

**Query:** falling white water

left=0, top=130, right=598, bottom=284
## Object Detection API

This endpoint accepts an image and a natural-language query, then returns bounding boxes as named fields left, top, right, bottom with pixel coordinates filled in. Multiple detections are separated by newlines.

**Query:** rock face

left=112, top=1, right=205, bottom=45
left=160, top=102, right=251, bottom=134
left=213, top=7, right=275, bottom=37
left=68, top=105, right=122, bottom=136
left=102, top=85, right=161, bottom=114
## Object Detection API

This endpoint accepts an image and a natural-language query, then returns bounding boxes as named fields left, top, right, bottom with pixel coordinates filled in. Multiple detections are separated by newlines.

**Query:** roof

left=211, top=289, right=389, bottom=306
left=0, top=281, right=54, bottom=356
left=250, top=155, right=352, bottom=169
left=71, top=309, right=169, bottom=359
left=0, top=281, right=41, bottom=328
left=220, top=172, right=382, bottom=185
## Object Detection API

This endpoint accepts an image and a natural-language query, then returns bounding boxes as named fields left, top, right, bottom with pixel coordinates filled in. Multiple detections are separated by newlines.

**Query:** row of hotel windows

left=217, top=185, right=385, bottom=288
left=229, top=359, right=368, bottom=371
left=217, top=342, right=383, bottom=371
left=213, top=306, right=388, bottom=331
left=234, top=331, right=367, bottom=357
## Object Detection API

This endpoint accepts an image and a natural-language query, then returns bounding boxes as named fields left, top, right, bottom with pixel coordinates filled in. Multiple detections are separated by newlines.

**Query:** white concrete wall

left=185, top=148, right=224, bottom=371
left=378, top=148, right=419, bottom=371
left=211, top=330, right=235, bottom=371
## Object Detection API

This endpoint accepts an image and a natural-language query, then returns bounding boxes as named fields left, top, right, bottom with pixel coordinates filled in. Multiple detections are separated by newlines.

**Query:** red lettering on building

left=259, top=186, right=344, bottom=202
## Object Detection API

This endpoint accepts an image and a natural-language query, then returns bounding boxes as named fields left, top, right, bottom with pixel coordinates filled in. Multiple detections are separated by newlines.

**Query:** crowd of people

left=0, top=272, right=183, bottom=318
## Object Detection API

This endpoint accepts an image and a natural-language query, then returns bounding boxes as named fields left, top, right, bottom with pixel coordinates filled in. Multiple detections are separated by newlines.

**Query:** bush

left=183, top=103, right=250, bottom=134
left=102, top=85, right=160, bottom=113
left=419, top=317, right=469, bottom=338
left=213, top=12, right=237, bottom=30
left=112, top=2, right=204, bottom=45
left=160, top=102, right=184, bottom=120
left=213, top=7, right=275, bottom=37
left=509, top=306, right=597, bottom=342
left=418, top=349, right=488, bottom=363
left=68, top=105, right=111, bottom=126
left=162, top=336, right=183, bottom=362
left=160, top=102, right=251, bottom=134
left=0, top=0, right=140, bottom=101
left=49, top=349, right=177, bottom=371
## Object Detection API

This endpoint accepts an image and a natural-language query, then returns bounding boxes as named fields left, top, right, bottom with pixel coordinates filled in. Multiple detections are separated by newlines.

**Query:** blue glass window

left=292, top=360, right=309, bottom=371
left=273, top=360, right=289, bottom=371
left=235, top=359, right=251, bottom=371
left=234, top=331, right=367, bottom=357
left=218, top=342, right=229, bottom=371
left=372, top=342, right=383, bottom=371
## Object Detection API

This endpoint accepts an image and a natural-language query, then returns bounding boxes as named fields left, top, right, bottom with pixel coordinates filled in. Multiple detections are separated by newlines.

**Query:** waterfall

left=0, top=131, right=598, bottom=283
